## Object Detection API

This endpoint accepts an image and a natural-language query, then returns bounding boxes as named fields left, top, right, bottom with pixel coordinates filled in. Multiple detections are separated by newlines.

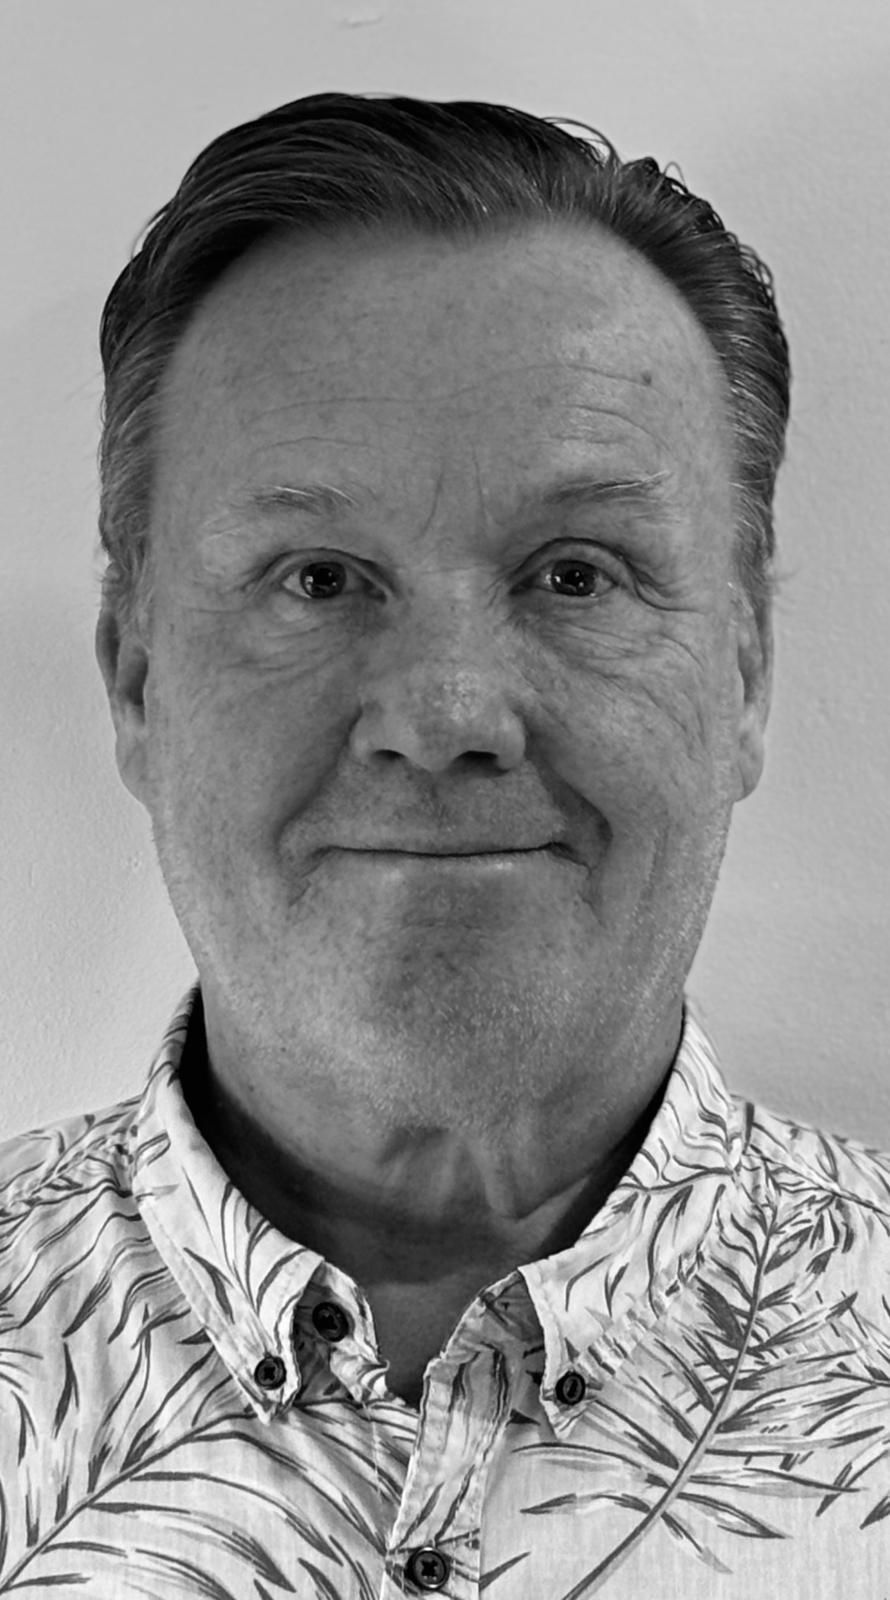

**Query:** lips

left=345, top=842, right=559, bottom=856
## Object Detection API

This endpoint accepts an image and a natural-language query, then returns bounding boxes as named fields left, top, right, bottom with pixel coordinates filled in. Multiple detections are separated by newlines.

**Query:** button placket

left=389, top=1341, right=505, bottom=1596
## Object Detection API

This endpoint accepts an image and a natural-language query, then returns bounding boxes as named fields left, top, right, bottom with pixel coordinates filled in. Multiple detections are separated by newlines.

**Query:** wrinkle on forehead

left=153, top=219, right=734, bottom=546
left=167, top=215, right=724, bottom=398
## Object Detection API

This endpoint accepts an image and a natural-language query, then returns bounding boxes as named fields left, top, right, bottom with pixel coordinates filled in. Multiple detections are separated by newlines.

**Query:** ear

left=734, top=598, right=773, bottom=801
left=94, top=603, right=153, bottom=809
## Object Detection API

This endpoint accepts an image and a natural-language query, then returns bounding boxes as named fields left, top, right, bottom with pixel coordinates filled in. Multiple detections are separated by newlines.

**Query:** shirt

left=1, top=985, right=889, bottom=1600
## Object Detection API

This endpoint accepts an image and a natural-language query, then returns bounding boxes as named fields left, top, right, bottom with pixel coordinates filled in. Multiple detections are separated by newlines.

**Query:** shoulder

left=0, top=1093, right=141, bottom=1216
left=727, top=1093, right=890, bottom=1331
left=739, top=1093, right=890, bottom=1212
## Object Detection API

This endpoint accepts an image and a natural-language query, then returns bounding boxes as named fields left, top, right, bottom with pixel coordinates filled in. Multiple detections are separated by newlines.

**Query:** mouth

left=345, top=844, right=576, bottom=865
left=390, top=845, right=560, bottom=857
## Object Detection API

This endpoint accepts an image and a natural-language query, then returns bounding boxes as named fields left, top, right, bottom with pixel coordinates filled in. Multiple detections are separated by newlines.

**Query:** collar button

left=254, top=1353, right=286, bottom=1389
left=555, top=1369, right=586, bottom=1406
left=405, top=1546, right=451, bottom=1591
left=312, top=1300, right=351, bottom=1342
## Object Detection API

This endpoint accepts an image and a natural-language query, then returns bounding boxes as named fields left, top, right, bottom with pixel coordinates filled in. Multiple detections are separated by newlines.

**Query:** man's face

left=99, top=220, right=770, bottom=1134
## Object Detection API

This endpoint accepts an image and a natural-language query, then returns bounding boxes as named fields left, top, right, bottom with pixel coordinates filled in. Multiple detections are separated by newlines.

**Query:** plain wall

left=1, top=0, right=888, bottom=1142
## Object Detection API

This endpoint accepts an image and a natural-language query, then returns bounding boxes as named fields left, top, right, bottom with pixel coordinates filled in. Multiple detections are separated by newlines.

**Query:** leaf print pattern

left=0, top=982, right=888, bottom=1596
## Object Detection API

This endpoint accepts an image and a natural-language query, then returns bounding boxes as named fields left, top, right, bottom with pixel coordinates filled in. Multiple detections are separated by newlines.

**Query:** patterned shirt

left=1, top=982, right=890, bottom=1598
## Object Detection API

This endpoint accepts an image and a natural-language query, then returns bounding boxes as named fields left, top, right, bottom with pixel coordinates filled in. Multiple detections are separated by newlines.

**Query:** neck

left=180, top=988, right=677, bottom=1290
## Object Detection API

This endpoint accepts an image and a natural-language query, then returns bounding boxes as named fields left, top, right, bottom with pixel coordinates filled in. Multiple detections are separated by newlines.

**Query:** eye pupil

left=549, top=559, right=605, bottom=598
left=301, top=561, right=347, bottom=599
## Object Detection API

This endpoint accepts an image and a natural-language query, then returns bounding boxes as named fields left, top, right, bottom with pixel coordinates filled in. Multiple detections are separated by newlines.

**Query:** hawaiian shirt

left=0, top=980, right=889, bottom=1599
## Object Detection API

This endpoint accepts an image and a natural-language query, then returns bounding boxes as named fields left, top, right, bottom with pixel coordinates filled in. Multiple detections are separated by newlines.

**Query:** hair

left=97, top=91, right=792, bottom=648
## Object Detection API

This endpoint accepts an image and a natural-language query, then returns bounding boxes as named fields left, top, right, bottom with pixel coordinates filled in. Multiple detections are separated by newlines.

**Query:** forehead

left=154, top=220, right=732, bottom=527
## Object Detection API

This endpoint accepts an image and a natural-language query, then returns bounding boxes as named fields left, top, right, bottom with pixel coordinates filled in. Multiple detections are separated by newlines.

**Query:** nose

left=350, top=615, right=528, bottom=775
left=351, top=680, right=526, bottom=774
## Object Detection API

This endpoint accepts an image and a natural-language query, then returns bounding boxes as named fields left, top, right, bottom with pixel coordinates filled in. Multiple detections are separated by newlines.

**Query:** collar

left=129, top=985, right=319, bottom=1421
left=519, top=997, right=745, bottom=1431
left=128, top=982, right=744, bottom=1428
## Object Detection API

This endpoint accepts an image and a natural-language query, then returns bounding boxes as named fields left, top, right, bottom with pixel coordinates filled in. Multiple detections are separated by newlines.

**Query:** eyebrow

left=235, top=469, right=675, bottom=524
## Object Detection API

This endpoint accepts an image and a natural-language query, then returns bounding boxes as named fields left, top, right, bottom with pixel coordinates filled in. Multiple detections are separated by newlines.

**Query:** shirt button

left=254, top=1353, right=286, bottom=1389
left=312, top=1300, right=351, bottom=1342
left=555, top=1368, right=586, bottom=1406
left=404, top=1546, right=451, bottom=1591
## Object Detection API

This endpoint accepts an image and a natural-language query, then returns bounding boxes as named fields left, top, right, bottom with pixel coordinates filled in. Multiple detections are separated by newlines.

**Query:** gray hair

left=97, top=91, right=792, bottom=646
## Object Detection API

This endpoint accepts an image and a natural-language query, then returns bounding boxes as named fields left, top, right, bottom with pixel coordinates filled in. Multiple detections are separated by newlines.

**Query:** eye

left=530, top=553, right=622, bottom=601
left=272, top=548, right=624, bottom=603
left=280, top=558, right=361, bottom=601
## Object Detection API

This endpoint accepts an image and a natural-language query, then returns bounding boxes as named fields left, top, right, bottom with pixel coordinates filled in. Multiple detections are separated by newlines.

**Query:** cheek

left=559, top=649, right=724, bottom=833
left=637, top=623, right=728, bottom=760
left=167, top=672, right=347, bottom=854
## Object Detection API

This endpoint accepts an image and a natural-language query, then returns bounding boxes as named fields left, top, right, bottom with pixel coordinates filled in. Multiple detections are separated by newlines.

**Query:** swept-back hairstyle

left=97, top=91, right=791, bottom=646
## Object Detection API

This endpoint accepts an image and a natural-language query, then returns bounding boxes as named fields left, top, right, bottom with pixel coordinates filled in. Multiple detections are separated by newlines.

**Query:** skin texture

left=96, top=219, right=771, bottom=1406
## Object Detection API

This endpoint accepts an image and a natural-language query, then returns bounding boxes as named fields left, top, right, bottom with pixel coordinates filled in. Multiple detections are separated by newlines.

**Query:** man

left=2, top=91, right=888, bottom=1598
